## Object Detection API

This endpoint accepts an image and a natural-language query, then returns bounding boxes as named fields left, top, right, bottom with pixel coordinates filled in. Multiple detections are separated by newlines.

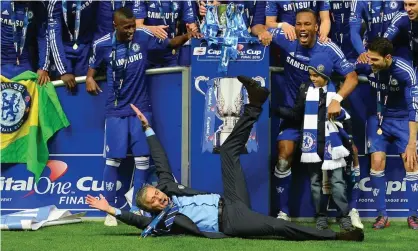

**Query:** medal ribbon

left=376, top=73, right=390, bottom=132
left=111, top=32, right=132, bottom=106
left=62, top=0, right=81, bottom=44
left=10, top=1, right=29, bottom=65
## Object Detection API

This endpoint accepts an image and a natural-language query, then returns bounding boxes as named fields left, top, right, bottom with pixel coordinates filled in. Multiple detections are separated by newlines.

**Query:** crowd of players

left=1, top=0, right=417, bottom=231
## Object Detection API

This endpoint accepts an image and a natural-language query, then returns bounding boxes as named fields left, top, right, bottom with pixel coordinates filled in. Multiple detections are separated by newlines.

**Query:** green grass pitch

left=2, top=221, right=417, bottom=251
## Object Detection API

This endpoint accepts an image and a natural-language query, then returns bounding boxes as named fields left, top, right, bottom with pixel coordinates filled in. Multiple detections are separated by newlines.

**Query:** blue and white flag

left=1, top=205, right=85, bottom=230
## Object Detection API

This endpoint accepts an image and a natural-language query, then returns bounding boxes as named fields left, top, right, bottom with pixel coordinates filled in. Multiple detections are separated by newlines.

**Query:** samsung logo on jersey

left=286, top=56, right=308, bottom=71
left=368, top=79, right=400, bottom=92
left=283, top=2, right=312, bottom=11
left=147, top=11, right=179, bottom=20
left=372, top=12, right=397, bottom=24
left=113, top=53, right=143, bottom=67
left=0, top=18, right=24, bottom=27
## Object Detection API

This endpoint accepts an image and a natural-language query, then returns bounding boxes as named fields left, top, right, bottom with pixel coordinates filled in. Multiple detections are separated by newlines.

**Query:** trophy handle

left=252, top=76, right=265, bottom=87
left=194, top=76, right=210, bottom=95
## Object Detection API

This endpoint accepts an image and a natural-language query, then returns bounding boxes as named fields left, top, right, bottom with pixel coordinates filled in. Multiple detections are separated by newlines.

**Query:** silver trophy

left=196, top=76, right=265, bottom=150
left=214, top=77, right=243, bottom=147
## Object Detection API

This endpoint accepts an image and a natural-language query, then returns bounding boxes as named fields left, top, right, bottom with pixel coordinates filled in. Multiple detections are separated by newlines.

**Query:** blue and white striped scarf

left=301, top=83, right=351, bottom=170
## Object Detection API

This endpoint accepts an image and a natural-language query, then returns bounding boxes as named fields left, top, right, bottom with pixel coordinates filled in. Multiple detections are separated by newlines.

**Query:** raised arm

left=349, top=0, right=367, bottom=55
left=86, top=194, right=152, bottom=229
left=130, top=104, right=176, bottom=185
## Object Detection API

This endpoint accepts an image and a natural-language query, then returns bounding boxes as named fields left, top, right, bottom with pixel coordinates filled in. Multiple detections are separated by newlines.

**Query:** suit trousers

left=219, top=105, right=337, bottom=240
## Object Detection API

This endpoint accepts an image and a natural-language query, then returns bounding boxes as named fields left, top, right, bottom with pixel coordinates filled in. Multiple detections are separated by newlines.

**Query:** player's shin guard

left=131, top=156, right=150, bottom=212
left=274, top=162, right=291, bottom=215
left=370, top=170, right=387, bottom=216
left=405, top=171, right=418, bottom=216
left=349, top=166, right=361, bottom=210
left=103, top=158, right=121, bottom=207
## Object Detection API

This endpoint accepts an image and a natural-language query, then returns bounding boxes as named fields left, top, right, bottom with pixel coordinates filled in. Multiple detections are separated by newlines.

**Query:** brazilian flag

left=1, top=71, right=70, bottom=182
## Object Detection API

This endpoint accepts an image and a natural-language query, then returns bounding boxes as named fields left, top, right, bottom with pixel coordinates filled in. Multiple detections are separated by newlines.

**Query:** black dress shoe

left=336, top=228, right=364, bottom=242
left=237, top=76, right=270, bottom=107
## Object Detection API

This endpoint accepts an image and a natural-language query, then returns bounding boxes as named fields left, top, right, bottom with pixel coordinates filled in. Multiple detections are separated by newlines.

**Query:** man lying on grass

left=86, top=76, right=364, bottom=241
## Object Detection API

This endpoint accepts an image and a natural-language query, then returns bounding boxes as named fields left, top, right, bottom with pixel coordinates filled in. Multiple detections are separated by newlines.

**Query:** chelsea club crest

left=132, top=43, right=140, bottom=53
left=1, top=82, right=31, bottom=133
left=302, top=132, right=316, bottom=152
left=390, top=1, right=398, bottom=9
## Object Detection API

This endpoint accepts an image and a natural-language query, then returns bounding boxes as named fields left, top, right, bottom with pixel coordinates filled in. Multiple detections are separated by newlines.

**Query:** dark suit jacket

left=275, top=82, right=353, bottom=150
left=115, top=134, right=229, bottom=239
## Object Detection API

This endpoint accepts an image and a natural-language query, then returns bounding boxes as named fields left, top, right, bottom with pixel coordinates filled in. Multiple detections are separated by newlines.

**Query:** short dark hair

left=113, top=6, right=134, bottom=21
left=296, top=8, right=318, bottom=22
left=135, top=184, right=153, bottom=211
left=368, top=37, right=393, bottom=57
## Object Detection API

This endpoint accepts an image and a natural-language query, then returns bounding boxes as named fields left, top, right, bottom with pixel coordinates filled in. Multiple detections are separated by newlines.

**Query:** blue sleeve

left=145, top=128, right=155, bottom=137
left=181, top=1, right=195, bottom=23
left=133, top=0, right=147, bottom=19
left=384, top=11, right=409, bottom=41
left=114, top=208, right=122, bottom=216
left=399, top=65, right=418, bottom=122
left=319, top=0, right=330, bottom=11
left=269, top=28, right=291, bottom=51
left=33, top=2, right=50, bottom=71
left=88, top=39, right=105, bottom=69
left=349, top=0, right=366, bottom=55
left=140, top=28, right=170, bottom=50
left=327, top=41, right=355, bottom=76
left=265, top=1, right=279, bottom=17
left=251, top=1, right=266, bottom=27
left=48, top=0, right=69, bottom=75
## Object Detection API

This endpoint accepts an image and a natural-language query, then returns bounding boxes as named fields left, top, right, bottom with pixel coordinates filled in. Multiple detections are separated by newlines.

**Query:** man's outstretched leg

left=219, top=76, right=269, bottom=206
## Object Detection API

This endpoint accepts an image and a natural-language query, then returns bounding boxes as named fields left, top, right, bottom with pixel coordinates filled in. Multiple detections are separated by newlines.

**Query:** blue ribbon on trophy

left=201, top=3, right=259, bottom=74
left=234, top=4, right=258, bottom=44
left=201, top=5, right=219, bottom=46
left=218, top=3, right=239, bottom=74
left=196, top=76, right=259, bottom=154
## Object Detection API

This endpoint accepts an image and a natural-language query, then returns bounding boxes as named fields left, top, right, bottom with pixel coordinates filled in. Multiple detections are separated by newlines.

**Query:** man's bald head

left=296, top=8, right=318, bottom=25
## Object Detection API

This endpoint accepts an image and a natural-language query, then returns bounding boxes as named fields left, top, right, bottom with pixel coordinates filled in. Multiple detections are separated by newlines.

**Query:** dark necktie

left=319, top=88, right=325, bottom=106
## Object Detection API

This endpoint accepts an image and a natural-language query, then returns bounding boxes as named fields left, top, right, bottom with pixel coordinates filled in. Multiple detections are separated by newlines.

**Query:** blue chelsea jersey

left=349, top=0, right=403, bottom=55
left=265, top=1, right=330, bottom=25
left=89, top=28, right=170, bottom=117
left=356, top=57, right=418, bottom=121
left=269, top=27, right=354, bottom=108
left=330, top=0, right=357, bottom=61
left=384, top=11, right=418, bottom=67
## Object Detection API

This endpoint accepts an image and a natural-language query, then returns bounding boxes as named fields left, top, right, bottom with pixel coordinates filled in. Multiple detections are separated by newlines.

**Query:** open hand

left=258, top=30, right=272, bottom=46
left=86, top=194, right=111, bottom=213
left=404, top=143, right=417, bottom=171
left=36, top=69, right=50, bottom=86
left=357, top=52, right=369, bottom=64
left=282, top=22, right=296, bottom=41
left=149, top=25, right=169, bottom=40
left=130, top=104, right=149, bottom=129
